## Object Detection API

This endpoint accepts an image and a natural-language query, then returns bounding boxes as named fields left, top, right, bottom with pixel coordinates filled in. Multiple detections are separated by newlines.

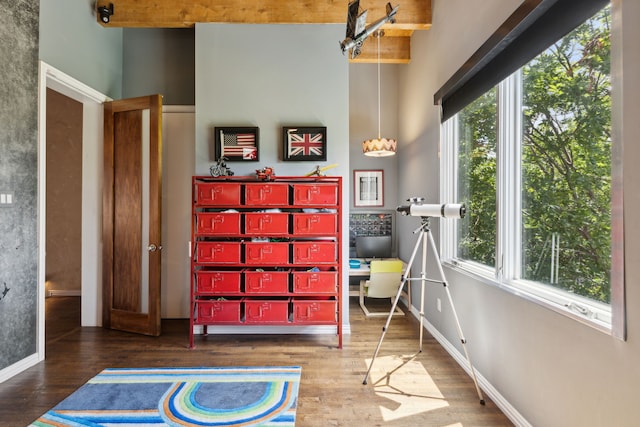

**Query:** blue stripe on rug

left=29, top=366, right=301, bottom=427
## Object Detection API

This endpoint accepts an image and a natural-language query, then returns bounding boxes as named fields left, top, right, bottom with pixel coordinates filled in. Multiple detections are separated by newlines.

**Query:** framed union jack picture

left=282, top=126, right=327, bottom=161
left=215, top=126, right=259, bottom=162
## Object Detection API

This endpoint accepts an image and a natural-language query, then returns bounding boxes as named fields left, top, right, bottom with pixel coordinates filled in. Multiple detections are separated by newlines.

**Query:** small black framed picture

left=215, top=126, right=259, bottom=162
left=282, top=126, right=327, bottom=161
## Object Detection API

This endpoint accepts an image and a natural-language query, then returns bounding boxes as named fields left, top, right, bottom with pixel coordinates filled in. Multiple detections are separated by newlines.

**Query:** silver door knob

left=148, top=244, right=162, bottom=252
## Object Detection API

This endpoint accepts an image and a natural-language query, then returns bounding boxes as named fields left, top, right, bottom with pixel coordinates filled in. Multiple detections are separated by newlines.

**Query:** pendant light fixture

left=362, top=31, right=397, bottom=157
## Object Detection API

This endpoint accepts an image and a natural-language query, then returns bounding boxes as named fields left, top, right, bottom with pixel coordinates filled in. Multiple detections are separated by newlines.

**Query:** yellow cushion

left=369, top=260, right=403, bottom=274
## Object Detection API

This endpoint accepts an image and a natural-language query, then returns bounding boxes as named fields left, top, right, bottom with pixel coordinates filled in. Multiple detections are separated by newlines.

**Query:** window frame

left=440, top=68, right=616, bottom=335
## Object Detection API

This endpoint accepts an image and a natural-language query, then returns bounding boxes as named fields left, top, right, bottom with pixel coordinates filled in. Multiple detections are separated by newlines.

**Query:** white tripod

left=362, top=216, right=485, bottom=405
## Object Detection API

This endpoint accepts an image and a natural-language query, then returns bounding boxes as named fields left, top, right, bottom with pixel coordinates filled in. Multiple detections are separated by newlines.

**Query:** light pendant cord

left=377, top=32, right=381, bottom=140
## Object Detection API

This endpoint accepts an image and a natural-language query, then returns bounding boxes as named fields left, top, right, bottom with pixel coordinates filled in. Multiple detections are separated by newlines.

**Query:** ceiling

left=96, top=0, right=432, bottom=63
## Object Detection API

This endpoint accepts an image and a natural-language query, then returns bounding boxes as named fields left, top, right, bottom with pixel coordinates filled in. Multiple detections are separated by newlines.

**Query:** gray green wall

left=194, top=24, right=349, bottom=178
left=122, top=28, right=195, bottom=105
left=349, top=63, right=400, bottom=211
left=39, top=0, right=123, bottom=99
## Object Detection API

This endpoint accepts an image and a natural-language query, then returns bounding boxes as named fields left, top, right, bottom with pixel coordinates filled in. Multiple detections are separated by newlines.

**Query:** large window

left=442, top=6, right=612, bottom=328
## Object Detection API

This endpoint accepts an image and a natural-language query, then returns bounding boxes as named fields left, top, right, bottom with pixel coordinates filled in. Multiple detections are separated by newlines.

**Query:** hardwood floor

left=0, top=297, right=513, bottom=426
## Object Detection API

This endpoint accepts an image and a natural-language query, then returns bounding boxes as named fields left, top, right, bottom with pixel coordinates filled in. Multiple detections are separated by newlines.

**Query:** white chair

left=359, top=260, right=405, bottom=317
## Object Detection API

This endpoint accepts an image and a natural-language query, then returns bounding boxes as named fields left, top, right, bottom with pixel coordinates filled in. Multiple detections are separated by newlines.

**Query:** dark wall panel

left=0, top=1, right=40, bottom=369
left=46, top=89, right=83, bottom=293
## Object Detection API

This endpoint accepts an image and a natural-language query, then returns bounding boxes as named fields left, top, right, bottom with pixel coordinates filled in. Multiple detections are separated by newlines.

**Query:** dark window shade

left=434, top=0, right=609, bottom=122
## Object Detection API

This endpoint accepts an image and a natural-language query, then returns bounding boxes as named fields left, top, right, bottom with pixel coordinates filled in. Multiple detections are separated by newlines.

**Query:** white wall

left=398, top=0, right=640, bottom=425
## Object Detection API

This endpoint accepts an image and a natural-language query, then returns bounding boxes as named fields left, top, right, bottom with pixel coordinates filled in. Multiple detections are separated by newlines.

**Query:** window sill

left=442, top=260, right=612, bottom=336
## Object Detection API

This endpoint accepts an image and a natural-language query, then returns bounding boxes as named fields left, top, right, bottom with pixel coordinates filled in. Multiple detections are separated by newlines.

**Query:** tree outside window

left=448, top=6, right=611, bottom=305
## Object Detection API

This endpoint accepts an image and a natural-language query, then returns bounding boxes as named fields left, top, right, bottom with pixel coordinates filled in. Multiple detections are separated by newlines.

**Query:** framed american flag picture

left=215, top=127, right=259, bottom=162
left=282, top=126, right=327, bottom=161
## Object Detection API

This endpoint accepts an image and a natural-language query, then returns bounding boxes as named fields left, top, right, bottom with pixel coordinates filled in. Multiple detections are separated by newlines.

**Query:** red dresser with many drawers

left=190, top=176, right=342, bottom=348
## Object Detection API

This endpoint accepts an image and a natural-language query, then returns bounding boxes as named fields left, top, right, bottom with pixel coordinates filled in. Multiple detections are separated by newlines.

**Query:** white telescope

left=397, top=201, right=466, bottom=219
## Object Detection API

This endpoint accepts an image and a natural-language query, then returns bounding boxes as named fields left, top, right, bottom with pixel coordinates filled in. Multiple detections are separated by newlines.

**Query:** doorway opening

left=44, top=88, right=83, bottom=338
left=37, top=62, right=110, bottom=360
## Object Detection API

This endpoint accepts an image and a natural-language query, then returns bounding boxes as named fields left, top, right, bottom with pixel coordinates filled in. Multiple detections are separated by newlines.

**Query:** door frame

left=37, top=62, right=110, bottom=355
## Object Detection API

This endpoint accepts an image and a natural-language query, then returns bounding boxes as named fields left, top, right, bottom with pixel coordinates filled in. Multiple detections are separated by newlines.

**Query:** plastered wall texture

left=0, top=1, right=40, bottom=369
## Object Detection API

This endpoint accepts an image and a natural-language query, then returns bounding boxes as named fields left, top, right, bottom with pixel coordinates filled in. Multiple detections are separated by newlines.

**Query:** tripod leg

left=418, top=230, right=428, bottom=352
left=363, top=229, right=424, bottom=385
left=427, top=231, right=485, bottom=405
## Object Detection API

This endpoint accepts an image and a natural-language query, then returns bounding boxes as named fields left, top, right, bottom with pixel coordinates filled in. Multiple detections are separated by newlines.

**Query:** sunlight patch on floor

left=365, top=354, right=449, bottom=422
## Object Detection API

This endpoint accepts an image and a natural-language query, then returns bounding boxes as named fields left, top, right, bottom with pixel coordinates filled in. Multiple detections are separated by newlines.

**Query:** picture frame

left=354, top=170, right=384, bottom=207
left=215, top=126, right=259, bottom=162
left=282, top=126, right=327, bottom=161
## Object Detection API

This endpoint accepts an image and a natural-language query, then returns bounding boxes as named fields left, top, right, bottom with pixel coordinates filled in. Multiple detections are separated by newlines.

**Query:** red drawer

left=292, top=268, right=338, bottom=294
left=245, top=269, right=290, bottom=294
left=292, top=213, right=337, bottom=235
left=292, top=184, right=338, bottom=206
left=195, top=270, right=241, bottom=294
left=196, top=242, right=241, bottom=264
left=195, top=182, right=241, bottom=205
left=245, top=242, right=289, bottom=264
left=245, top=183, right=289, bottom=205
left=244, top=299, right=290, bottom=324
left=196, top=299, right=242, bottom=324
left=196, top=212, right=241, bottom=235
left=292, top=298, right=337, bottom=323
left=244, top=212, right=289, bottom=235
left=292, top=241, right=336, bottom=264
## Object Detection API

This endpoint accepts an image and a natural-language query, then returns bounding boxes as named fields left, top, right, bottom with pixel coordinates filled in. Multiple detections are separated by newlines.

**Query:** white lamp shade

left=362, top=138, right=397, bottom=157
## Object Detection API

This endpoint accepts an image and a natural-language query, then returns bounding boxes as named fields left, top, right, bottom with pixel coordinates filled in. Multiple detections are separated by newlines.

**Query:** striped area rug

left=30, top=366, right=301, bottom=426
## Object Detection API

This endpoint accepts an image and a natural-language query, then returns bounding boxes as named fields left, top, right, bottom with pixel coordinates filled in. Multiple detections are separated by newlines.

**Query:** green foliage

left=455, top=6, right=612, bottom=303
left=457, top=89, right=497, bottom=267
left=521, top=7, right=611, bottom=302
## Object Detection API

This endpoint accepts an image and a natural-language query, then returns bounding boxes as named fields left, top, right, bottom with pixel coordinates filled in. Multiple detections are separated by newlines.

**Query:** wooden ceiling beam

left=96, top=0, right=429, bottom=63
left=349, top=34, right=411, bottom=64
left=96, top=0, right=431, bottom=30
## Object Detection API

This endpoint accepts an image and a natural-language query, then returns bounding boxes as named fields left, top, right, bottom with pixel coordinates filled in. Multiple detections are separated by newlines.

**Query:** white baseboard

left=47, top=290, right=81, bottom=297
left=408, top=305, right=532, bottom=427
left=0, top=353, right=41, bottom=384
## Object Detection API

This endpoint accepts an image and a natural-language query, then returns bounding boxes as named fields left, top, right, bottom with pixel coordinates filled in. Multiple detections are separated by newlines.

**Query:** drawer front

left=292, top=299, right=337, bottom=323
left=244, top=270, right=289, bottom=294
left=292, top=242, right=336, bottom=264
left=244, top=299, right=290, bottom=324
left=195, top=182, right=241, bottom=205
left=196, top=212, right=241, bottom=235
left=244, top=213, right=289, bottom=235
left=195, top=271, right=241, bottom=294
left=245, top=242, right=289, bottom=264
left=196, top=242, right=241, bottom=264
left=292, top=213, right=337, bottom=235
left=292, top=270, right=338, bottom=294
left=245, top=183, right=289, bottom=205
left=292, top=184, right=338, bottom=206
left=196, top=300, right=241, bottom=323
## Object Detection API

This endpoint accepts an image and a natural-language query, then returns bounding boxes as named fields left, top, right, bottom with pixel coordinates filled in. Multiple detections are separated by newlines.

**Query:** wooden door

left=103, top=95, right=162, bottom=336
